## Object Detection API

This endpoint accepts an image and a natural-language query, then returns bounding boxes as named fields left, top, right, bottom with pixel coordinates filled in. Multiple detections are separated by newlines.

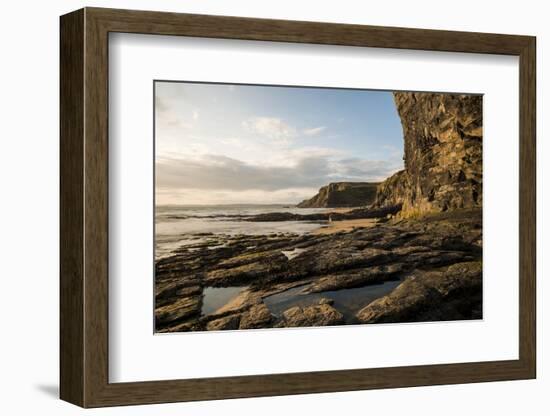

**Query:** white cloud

left=192, top=110, right=199, bottom=120
left=303, top=126, right=326, bottom=136
left=242, top=117, right=296, bottom=145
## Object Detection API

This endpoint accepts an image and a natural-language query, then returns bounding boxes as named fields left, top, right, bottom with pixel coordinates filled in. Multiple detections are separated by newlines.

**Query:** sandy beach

left=312, top=218, right=379, bottom=235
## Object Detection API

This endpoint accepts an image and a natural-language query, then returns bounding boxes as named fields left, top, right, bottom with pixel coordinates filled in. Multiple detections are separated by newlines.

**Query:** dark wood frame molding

left=60, top=7, right=536, bottom=408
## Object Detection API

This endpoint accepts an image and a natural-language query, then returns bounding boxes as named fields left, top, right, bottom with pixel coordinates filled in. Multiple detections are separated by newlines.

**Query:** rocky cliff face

left=297, top=182, right=379, bottom=208
left=374, top=93, right=482, bottom=216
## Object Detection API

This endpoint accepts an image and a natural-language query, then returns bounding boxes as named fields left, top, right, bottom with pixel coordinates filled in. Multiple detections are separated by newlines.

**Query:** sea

left=155, top=204, right=330, bottom=260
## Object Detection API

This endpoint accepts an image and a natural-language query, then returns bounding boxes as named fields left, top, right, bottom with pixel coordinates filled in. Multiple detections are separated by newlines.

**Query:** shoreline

left=154, top=208, right=483, bottom=332
left=311, top=218, right=379, bottom=235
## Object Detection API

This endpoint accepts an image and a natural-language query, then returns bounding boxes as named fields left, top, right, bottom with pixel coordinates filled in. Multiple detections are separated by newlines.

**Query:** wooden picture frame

left=60, top=7, right=536, bottom=408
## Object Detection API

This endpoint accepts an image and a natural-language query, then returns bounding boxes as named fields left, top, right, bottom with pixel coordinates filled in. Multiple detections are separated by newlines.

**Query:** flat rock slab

left=155, top=295, right=202, bottom=329
left=206, top=314, right=241, bottom=331
left=356, top=261, right=482, bottom=324
left=239, top=303, right=274, bottom=329
left=301, top=263, right=405, bottom=294
left=278, top=302, right=345, bottom=327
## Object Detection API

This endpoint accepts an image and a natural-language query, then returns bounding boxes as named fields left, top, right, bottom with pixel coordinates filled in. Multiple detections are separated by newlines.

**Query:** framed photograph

left=60, top=7, right=536, bottom=407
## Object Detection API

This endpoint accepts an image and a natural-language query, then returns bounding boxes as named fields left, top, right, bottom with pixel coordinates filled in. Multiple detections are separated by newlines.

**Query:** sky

left=155, top=81, right=404, bottom=205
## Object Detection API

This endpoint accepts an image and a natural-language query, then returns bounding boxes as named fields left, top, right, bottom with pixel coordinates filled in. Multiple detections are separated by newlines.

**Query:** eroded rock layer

left=374, top=93, right=482, bottom=216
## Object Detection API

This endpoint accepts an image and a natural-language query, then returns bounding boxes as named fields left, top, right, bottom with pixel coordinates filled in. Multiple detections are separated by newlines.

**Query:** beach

left=154, top=205, right=482, bottom=332
left=312, top=218, right=378, bottom=235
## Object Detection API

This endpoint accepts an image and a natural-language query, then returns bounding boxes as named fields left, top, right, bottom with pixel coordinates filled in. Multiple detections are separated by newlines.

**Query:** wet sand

left=312, top=218, right=378, bottom=235
left=325, top=207, right=356, bottom=214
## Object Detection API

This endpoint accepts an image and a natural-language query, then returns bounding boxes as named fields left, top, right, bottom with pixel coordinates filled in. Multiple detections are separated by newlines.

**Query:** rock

left=302, top=264, right=405, bottom=294
left=205, top=252, right=289, bottom=286
left=155, top=282, right=202, bottom=307
left=208, top=290, right=260, bottom=316
left=279, top=304, right=344, bottom=327
left=356, top=261, right=482, bottom=324
left=297, top=182, right=380, bottom=208
left=289, top=245, right=393, bottom=276
left=157, top=321, right=196, bottom=333
left=245, top=205, right=401, bottom=222
left=318, top=298, right=334, bottom=305
left=401, top=250, right=473, bottom=268
left=245, top=212, right=305, bottom=222
left=155, top=295, right=202, bottom=329
left=155, top=242, right=252, bottom=281
left=391, top=245, right=432, bottom=256
left=218, top=248, right=290, bottom=268
left=239, top=303, right=274, bottom=329
left=307, top=247, right=394, bottom=275
left=206, top=314, right=241, bottom=331
left=373, top=170, right=411, bottom=210
left=373, top=92, right=482, bottom=216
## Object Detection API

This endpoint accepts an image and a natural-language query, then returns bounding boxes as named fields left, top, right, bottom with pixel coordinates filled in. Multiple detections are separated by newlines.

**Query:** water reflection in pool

left=263, top=279, right=403, bottom=323
left=201, top=286, right=246, bottom=316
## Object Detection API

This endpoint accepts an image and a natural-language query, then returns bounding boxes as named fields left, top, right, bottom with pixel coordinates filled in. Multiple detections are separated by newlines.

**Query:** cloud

left=155, top=95, right=169, bottom=113
left=303, top=126, right=326, bottom=136
left=219, top=138, right=244, bottom=147
left=156, top=187, right=320, bottom=205
left=241, top=118, right=328, bottom=144
left=155, top=96, right=198, bottom=130
left=155, top=97, right=185, bottom=128
left=329, top=157, right=402, bottom=181
left=156, top=153, right=402, bottom=195
left=242, top=117, right=296, bottom=145
left=157, top=154, right=326, bottom=191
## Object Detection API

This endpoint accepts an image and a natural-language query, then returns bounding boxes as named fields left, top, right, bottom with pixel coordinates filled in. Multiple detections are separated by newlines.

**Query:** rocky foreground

left=155, top=208, right=482, bottom=332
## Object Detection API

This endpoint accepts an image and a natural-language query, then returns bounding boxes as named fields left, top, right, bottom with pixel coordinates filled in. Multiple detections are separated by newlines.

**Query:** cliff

left=374, top=92, right=482, bottom=216
left=297, top=182, right=379, bottom=208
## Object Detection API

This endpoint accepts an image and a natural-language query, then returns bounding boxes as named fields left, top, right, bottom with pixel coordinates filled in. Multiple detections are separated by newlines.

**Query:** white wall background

left=0, top=0, right=545, bottom=414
